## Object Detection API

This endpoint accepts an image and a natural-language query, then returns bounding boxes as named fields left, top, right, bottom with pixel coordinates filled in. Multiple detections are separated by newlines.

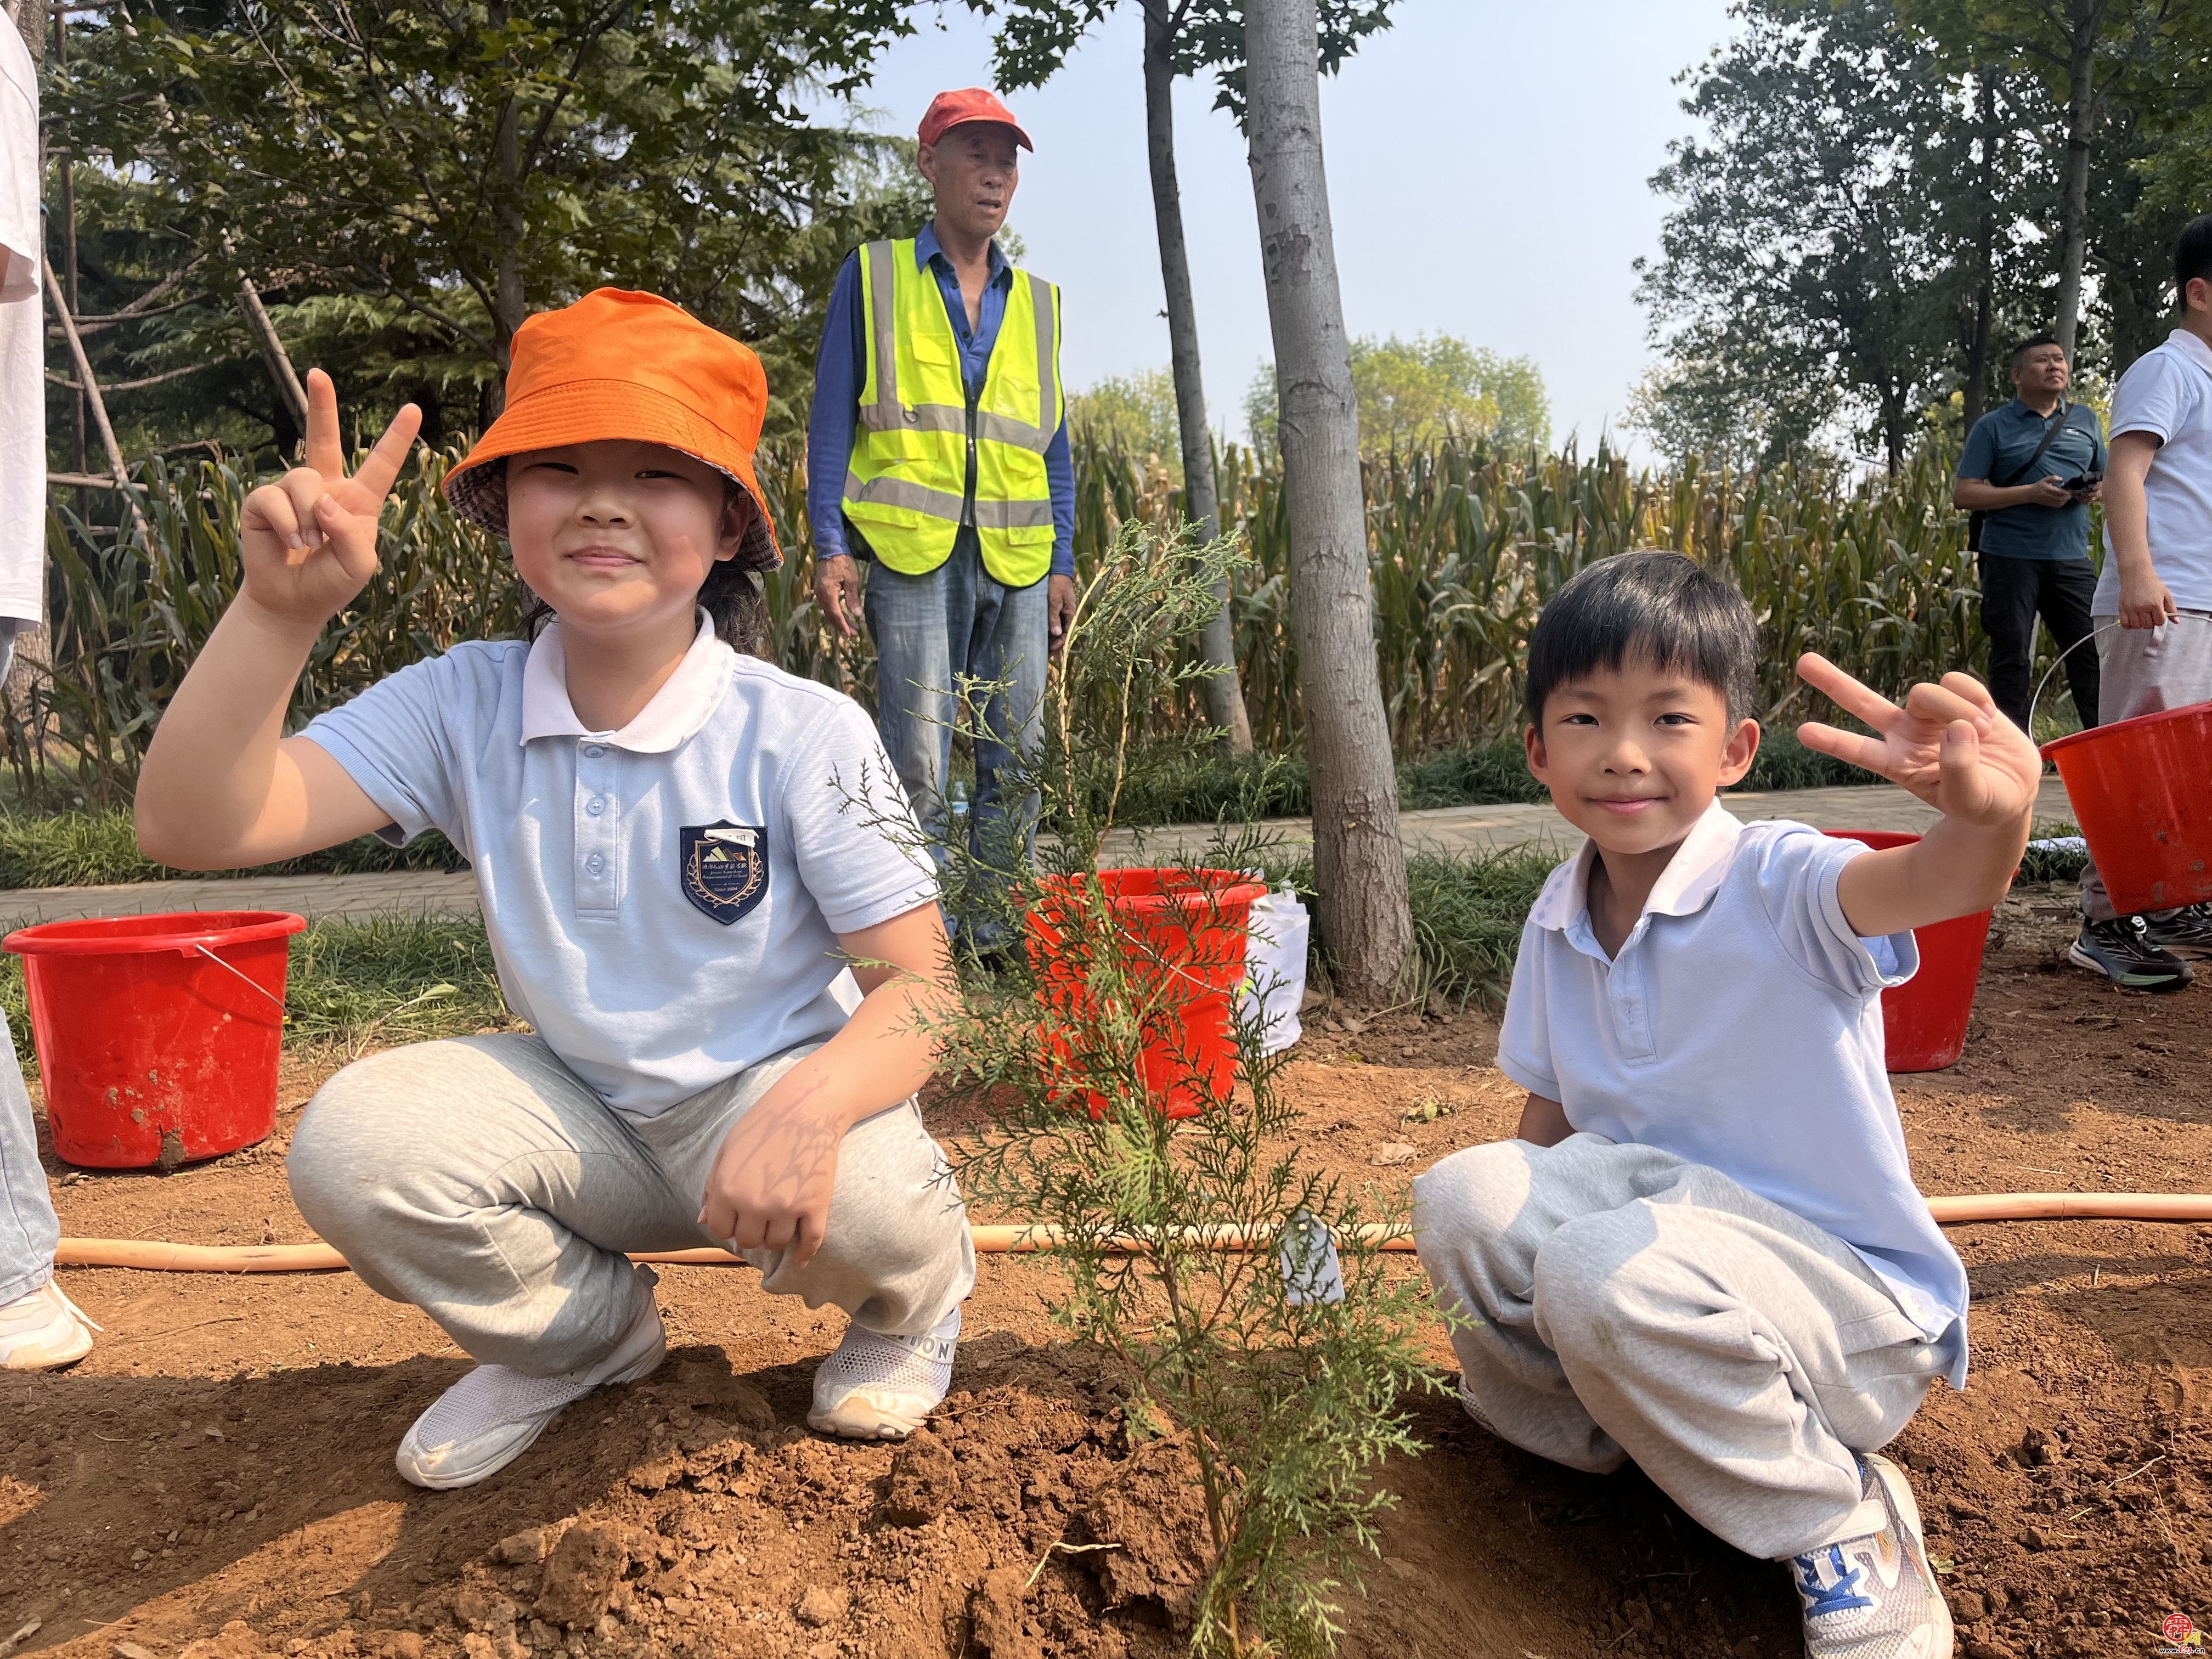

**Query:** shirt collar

left=519, top=610, right=734, bottom=752
left=1527, top=798, right=1746, bottom=933
left=915, top=221, right=1010, bottom=287
left=2164, top=327, right=2212, bottom=377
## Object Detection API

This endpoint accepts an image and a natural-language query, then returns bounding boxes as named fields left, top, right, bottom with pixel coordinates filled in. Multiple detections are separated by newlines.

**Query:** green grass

left=2022, top=819, right=2087, bottom=885
left=1227, top=834, right=1556, bottom=1009
left=3, top=916, right=511, bottom=1076
left=0, top=809, right=467, bottom=889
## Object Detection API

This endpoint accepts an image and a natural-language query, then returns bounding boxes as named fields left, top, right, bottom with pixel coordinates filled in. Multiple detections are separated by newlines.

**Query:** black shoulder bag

left=1967, top=400, right=2075, bottom=554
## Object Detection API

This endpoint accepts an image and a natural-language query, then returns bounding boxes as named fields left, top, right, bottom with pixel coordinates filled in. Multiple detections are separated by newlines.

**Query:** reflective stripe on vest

left=840, top=239, right=1061, bottom=586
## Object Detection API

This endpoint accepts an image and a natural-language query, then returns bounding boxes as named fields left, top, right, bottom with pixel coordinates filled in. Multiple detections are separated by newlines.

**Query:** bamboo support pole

left=235, top=272, right=308, bottom=436
left=47, top=1195, right=2212, bottom=1276
left=40, top=251, right=149, bottom=543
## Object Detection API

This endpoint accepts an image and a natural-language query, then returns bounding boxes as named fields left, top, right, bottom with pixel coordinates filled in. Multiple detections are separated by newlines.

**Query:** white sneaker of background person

left=1788, top=1453, right=1955, bottom=1658
left=0, top=1279, right=99, bottom=1372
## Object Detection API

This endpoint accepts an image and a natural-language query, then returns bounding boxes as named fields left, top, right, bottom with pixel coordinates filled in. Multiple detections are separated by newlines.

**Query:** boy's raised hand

left=1795, top=653, right=2042, bottom=830
left=238, top=369, right=423, bottom=629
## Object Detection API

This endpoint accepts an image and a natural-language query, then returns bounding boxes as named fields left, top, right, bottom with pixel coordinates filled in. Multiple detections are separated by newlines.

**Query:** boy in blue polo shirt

left=136, top=291, right=974, bottom=1489
left=1415, top=552, right=2037, bottom=1659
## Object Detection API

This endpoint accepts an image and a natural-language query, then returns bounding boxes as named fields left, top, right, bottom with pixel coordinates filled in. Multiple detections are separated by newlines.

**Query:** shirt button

left=582, top=743, right=607, bottom=759
left=585, top=853, right=606, bottom=874
left=586, top=795, right=606, bottom=817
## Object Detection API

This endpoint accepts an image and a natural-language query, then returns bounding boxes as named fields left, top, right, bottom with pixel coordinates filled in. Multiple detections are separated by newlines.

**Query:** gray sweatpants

left=0, top=624, right=60, bottom=1308
left=2079, top=608, right=2212, bottom=921
left=1412, top=1135, right=1953, bottom=1561
left=289, top=1034, right=975, bottom=1374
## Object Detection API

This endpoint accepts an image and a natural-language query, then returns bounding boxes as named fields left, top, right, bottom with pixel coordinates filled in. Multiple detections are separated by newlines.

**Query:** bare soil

left=3, top=883, right=2209, bottom=1659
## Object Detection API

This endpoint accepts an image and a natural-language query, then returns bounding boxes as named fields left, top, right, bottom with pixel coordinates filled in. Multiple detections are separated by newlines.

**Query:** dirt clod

left=177, top=1622, right=268, bottom=1659
left=883, top=1427, right=959, bottom=1526
left=490, top=1527, right=550, bottom=1566
left=793, top=1584, right=847, bottom=1627
left=1074, top=1437, right=1215, bottom=1632
left=968, top=1566, right=1041, bottom=1659
left=531, top=1523, right=629, bottom=1629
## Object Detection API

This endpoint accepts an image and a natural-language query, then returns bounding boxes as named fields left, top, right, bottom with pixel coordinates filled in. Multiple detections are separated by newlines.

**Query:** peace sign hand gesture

left=1793, top=653, right=2042, bottom=831
left=238, top=369, right=423, bottom=630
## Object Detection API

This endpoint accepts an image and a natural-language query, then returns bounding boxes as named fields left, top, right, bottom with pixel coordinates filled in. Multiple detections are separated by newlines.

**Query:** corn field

left=7, top=430, right=2008, bottom=809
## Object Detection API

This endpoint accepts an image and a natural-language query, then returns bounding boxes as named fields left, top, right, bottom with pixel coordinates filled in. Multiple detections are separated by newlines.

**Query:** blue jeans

left=0, top=627, right=58, bottom=1304
left=862, top=528, right=1048, bottom=939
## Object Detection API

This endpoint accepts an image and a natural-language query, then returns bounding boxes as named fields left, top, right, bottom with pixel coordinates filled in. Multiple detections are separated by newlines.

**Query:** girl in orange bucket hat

left=136, top=289, right=974, bottom=1487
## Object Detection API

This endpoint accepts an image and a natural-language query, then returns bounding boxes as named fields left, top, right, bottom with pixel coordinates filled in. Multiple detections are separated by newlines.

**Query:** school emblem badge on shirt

left=679, top=821, right=768, bottom=924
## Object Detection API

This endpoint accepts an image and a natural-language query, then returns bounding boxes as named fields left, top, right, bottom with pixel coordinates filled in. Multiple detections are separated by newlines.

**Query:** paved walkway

left=0, top=776, right=2078, bottom=931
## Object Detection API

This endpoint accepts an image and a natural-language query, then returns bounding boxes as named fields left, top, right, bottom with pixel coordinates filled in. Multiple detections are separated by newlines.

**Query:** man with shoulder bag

left=1954, top=335, right=2106, bottom=740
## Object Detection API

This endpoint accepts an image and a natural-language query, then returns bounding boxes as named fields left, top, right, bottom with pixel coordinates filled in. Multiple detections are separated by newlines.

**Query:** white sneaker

left=1788, top=1453, right=1955, bottom=1659
left=806, top=1305, right=959, bottom=1440
left=0, top=1279, right=99, bottom=1372
left=396, top=1282, right=666, bottom=1490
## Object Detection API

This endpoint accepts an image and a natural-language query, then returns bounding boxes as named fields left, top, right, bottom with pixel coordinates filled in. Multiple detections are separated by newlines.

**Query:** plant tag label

left=1280, top=1210, right=1344, bottom=1306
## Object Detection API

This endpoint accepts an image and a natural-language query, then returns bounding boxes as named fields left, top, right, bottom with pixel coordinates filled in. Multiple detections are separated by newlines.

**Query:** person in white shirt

left=0, top=9, right=103, bottom=1376
left=2068, top=213, right=2212, bottom=990
left=1414, top=552, right=2040, bottom=1659
left=134, top=290, right=974, bottom=1488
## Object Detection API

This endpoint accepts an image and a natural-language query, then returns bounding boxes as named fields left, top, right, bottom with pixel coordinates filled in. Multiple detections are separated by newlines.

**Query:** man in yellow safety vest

left=806, top=87, right=1074, bottom=946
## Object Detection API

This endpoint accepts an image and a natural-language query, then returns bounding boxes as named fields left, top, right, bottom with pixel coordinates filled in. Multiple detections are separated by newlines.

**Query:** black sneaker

left=2142, top=902, right=2212, bottom=961
left=2069, top=915, right=2195, bottom=991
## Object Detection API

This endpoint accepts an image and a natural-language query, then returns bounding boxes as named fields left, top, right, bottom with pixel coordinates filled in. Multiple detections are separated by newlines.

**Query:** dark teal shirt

left=1957, top=400, right=2106, bottom=562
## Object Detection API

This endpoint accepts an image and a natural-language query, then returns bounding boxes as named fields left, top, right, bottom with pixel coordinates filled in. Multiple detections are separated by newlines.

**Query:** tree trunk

left=1963, top=73, right=1996, bottom=435
left=1243, top=0, right=1413, bottom=1005
left=1142, top=3, right=1252, bottom=753
left=485, top=0, right=526, bottom=419
left=2053, top=0, right=2101, bottom=358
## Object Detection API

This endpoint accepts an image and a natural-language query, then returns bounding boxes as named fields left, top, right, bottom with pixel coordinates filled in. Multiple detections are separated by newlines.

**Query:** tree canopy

left=50, top=0, right=928, bottom=459
left=1245, top=334, right=1550, bottom=457
left=1633, top=0, right=2209, bottom=471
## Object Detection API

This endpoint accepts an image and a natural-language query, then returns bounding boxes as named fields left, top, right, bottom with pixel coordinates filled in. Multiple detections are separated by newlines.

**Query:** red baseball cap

left=918, top=87, right=1033, bottom=152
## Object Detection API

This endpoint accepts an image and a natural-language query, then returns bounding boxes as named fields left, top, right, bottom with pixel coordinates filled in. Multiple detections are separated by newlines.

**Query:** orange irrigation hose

left=46, top=1195, right=2212, bottom=1274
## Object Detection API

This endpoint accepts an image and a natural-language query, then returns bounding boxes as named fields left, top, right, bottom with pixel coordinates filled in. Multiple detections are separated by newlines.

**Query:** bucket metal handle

left=191, top=944, right=286, bottom=1014
left=2028, top=613, right=2212, bottom=740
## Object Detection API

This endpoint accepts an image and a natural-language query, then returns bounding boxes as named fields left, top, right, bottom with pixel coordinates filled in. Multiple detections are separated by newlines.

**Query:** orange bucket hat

left=443, top=288, right=780, bottom=572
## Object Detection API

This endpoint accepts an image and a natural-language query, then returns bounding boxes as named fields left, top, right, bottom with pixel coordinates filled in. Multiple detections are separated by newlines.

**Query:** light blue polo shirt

left=300, top=614, right=940, bottom=1115
left=1498, top=803, right=1969, bottom=1384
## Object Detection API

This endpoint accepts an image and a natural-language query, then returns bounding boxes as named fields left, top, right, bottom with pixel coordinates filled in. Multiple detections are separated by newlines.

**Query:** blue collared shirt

left=806, top=223, right=1074, bottom=579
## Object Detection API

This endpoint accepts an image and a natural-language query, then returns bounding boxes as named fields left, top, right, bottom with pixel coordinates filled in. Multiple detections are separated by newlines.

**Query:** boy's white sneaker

left=0, top=1279, right=99, bottom=1372
left=396, top=1287, right=665, bottom=1490
left=807, top=1305, right=959, bottom=1440
left=1788, top=1453, right=1954, bottom=1659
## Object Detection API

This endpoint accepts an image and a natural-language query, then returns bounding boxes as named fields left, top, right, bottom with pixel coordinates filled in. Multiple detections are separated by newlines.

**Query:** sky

left=833, top=0, right=1740, bottom=454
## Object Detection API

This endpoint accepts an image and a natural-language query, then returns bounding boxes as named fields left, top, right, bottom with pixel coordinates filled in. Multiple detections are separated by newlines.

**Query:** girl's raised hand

left=238, top=368, right=423, bottom=629
left=1795, top=653, right=2042, bottom=830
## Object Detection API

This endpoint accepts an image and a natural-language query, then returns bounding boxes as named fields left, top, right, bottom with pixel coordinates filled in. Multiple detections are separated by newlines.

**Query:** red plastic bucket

left=1824, top=833, right=1990, bottom=1072
left=2041, top=700, right=2212, bottom=917
left=1027, top=868, right=1266, bottom=1119
left=3, top=910, right=306, bottom=1168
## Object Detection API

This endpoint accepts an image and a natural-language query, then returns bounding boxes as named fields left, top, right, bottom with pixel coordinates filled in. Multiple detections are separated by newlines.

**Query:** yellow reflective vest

left=839, top=238, right=1063, bottom=588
